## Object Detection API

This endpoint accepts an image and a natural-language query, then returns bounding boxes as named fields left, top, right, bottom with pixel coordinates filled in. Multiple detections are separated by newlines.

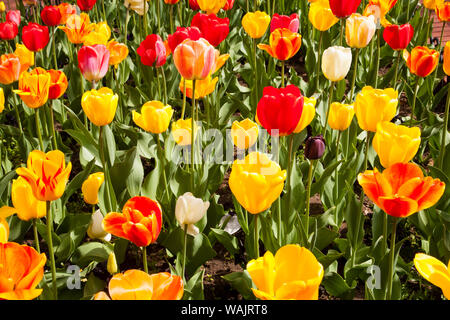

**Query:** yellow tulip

left=242, top=11, right=271, bottom=39
left=354, top=86, right=398, bottom=132
left=14, top=44, right=34, bottom=74
left=246, top=244, right=324, bottom=300
left=14, top=67, right=51, bottom=109
left=59, top=13, right=95, bottom=44
left=107, top=252, right=118, bottom=275
left=0, top=88, right=4, bottom=113
left=197, top=0, right=227, bottom=14
left=81, top=87, right=119, bottom=127
left=372, top=121, right=421, bottom=168
left=132, top=101, right=174, bottom=134
left=0, top=218, right=9, bottom=243
left=228, top=152, right=286, bottom=214
left=308, top=0, right=339, bottom=32
left=179, top=76, right=218, bottom=99
left=328, top=102, right=355, bottom=131
left=230, top=118, right=259, bottom=150
left=82, top=172, right=105, bottom=205
left=423, top=0, right=438, bottom=10
left=294, top=96, right=316, bottom=133
left=0, top=2, right=5, bottom=12
left=0, top=178, right=47, bottom=221
left=345, top=13, right=377, bottom=49
left=414, top=253, right=450, bottom=299
left=444, top=41, right=450, bottom=76
left=84, top=22, right=111, bottom=46
left=171, top=118, right=198, bottom=146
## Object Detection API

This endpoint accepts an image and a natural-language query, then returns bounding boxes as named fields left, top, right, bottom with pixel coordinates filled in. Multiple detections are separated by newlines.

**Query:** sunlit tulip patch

left=0, top=0, right=449, bottom=303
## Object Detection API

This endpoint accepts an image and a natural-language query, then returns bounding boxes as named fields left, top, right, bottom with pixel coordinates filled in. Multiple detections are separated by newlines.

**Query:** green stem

left=438, top=83, right=450, bottom=169
left=35, top=109, right=44, bottom=151
left=51, top=27, right=57, bottom=69
left=386, top=218, right=398, bottom=300
left=157, top=135, right=172, bottom=228
left=349, top=48, right=360, bottom=102
left=156, top=0, right=161, bottom=35
left=304, top=159, right=315, bottom=248
left=281, top=60, right=285, bottom=87
left=253, top=214, right=259, bottom=258
left=99, top=126, right=112, bottom=212
left=169, top=4, right=174, bottom=34
left=46, top=201, right=57, bottom=300
left=143, top=0, right=148, bottom=36
left=431, top=22, right=446, bottom=96
left=375, top=29, right=381, bottom=88
left=334, top=131, right=342, bottom=204
left=48, top=103, right=57, bottom=150
left=11, top=94, right=23, bottom=134
left=253, top=38, right=258, bottom=105
left=142, top=246, right=148, bottom=273
left=316, top=31, right=323, bottom=91
left=161, top=66, right=168, bottom=105
left=286, top=134, right=294, bottom=213
left=190, top=80, right=196, bottom=188
left=101, top=0, right=106, bottom=21
left=410, top=77, right=420, bottom=127
left=33, top=219, right=40, bottom=254
left=124, top=8, right=129, bottom=46
left=340, top=19, right=344, bottom=46
left=323, top=81, right=335, bottom=135
left=392, top=50, right=401, bottom=89
left=155, top=67, right=162, bottom=101
left=182, top=224, right=188, bottom=281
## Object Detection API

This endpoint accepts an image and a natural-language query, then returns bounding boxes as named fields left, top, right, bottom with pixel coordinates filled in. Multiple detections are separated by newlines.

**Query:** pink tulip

left=270, top=13, right=299, bottom=33
left=6, top=10, right=21, bottom=27
left=173, top=38, right=217, bottom=80
left=78, top=44, right=110, bottom=82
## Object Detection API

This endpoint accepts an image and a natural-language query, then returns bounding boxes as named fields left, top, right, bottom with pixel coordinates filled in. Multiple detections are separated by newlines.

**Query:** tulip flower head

left=242, top=11, right=271, bottom=39
left=308, top=0, right=339, bottom=31
left=171, top=118, right=198, bottom=146
left=180, top=75, right=218, bottom=99
left=321, top=46, right=352, bottom=82
left=328, top=102, right=355, bottom=131
left=229, top=152, right=286, bottom=214
left=78, top=44, right=110, bottom=82
left=0, top=21, right=18, bottom=40
left=345, top=13, right=376, bottom=48
left=329, top=0, right=362, bottom=18
left=137, top=34, right=167, bottom=67
left=82, top=172, right=105, bottom=205
left=94, top=270, right=183, bottom=300
left=0, top=2, right=5, bottom=12
left=0, top=53, right=21, bottom=85
left=107, top=40, right=129, bottom=67
left=14, top=67, right=51, bottom=109
left=175, top=192, right=210, bottom=236
left=87, top=209, right=111, bottom=241
left=0, top=242, right=47, bottom=300
left=358, top=162, right=445, bottom=218
left=16, top=150, right=72, bottom=202
left=22, top=23, right=50, bottom=52
left=444, top=41, right=450, bottom=76
left=107, top=252, right=118, bottom=275
left=191, top=12, right=229, bottom=47
left=102, top=196, right=162, bottom=247
left=48, top=69, right=68, bottom=99
left=404, top=46, right=439, bottom=78
left=41, top=6, right=62, bottom=26
left=83, top=21, right=111, bottom=46
left=196, top=0, right=227, bottom=14
left=81, top=87, right=119, bottom=126
left=354, top=86, right=398, bottom=132
left=383, top=23, right=414, bottom=51
left=293, top=96, right=317, bottom=133
left=167, top=27, right=202, bottom=54
left=270, top=13, right=299, bottom=33
left=258, top=28, right=302, bottom=61
left=78, top=0, right=97, bottom=11
left=436, top=1, right=450, bottom=22
left=246, top=244, right=324, bottom=300
left=414, top=253, right=450, bottom=299
left=125, top=0, right=149, bottom=16
left=230, top=118, right=259, bottom=150
left=173, top=38, right=217, bottom=80
left=304, top=135, right=326, bottom=160
left=59, top=13, right=95, bottom=44
left=132, top=101, right=174, bottom=134
left=58, top=3, right=77, bottom=24
left=15, top=44, right=34, bottom=74
left=423, top=0, right=438, bottom=10
left=5, top=10, right=20, bottom=26
left=363, top=0, right=398, bottom=26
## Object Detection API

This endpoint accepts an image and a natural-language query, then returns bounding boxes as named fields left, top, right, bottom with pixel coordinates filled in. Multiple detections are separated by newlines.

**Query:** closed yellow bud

left=82, top=172, right=105, bottom=205
left=308, top=0, right=339, bottom=32
left=0, top=2, right=5, bottom=12
left=132, top=101, right=174, bottom=134
left=242, top=11, right=271, bottom=39
left=345, top=13, right=377, bottom=48
left=372, top=121, right=421, bottom=168
left=180, top=76, right=218, bottom=99
left=229, top=152, right=286, bottom=214
left=0, top=88, right=4, bottom=113
left=81, top=87, right=119, bottom=127
left=294, top=97, right=316, bottom=133
left=230, top=118, right=259, bottom=150
left=354, top=86, right=398, bottom=132
left=107, top=252, right=118, bottom=275
left=328, top=102, right=355, bottom=131
left=171, top=118, right=198, bottom=146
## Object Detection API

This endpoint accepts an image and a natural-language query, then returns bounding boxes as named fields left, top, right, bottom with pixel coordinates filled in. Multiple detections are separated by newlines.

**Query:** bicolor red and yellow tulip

left=404, top=46, right=439, bottom=78
left=258, top=28, right=302, bottom=61
left=14, top=67, right=51, bottom=109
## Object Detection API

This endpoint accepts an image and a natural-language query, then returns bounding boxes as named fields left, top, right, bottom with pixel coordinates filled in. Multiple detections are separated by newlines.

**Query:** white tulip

left=124, top=0, right=148, bottom=16
left=175, top=192, right=210, bottom=236
left=87, top=209, right=111, bottom=241
left=321, top=46, right=352, bottom=82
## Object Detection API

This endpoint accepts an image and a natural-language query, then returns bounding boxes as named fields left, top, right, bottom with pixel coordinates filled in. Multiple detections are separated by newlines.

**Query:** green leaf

left=83, top=273, right=106, bottom=299
left=71, top=242, right=112, bottom=268
left=209, top=228, right=239, bottom=257
left=222, top=271, right=255, bottom=300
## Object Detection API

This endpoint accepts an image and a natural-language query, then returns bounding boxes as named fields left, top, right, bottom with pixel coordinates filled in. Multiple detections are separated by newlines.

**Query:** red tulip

left=189, top=0, right=200, bottom=10
left=191, top=13, right=229, bottom=47
left=257, top=85, right=304, bottom=137
left=329, top=0, right=362, bottom=18
left=383, top=23, right=414, bottom=51
left=22, top=23, right=50, bottom=52
left=41, top=6, right=62, bottom=26
left=6, top=10, right=21, bottom=27
left=78, top=44, right=110, bottom=82
left=223, top=0, right=234, bottom=10
left=0, top=22, right=18, bottom=40
left=137, top=34, right=167, bottom=67
left=77, top=0, right=97, bottom=11
left=270, top=13, right=300, bottom=33
left=167, top=26, right=202, bottom=54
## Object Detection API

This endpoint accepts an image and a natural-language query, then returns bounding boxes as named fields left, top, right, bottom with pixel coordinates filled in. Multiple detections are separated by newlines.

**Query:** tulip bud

left=81, top=87, right=118, bottom=126
left=230, top=118, right=259, bottom=150
left=87, top=209, right=111, bottom=241
left=328, top=102, right=355, bottom=131
left=242, top=11, right=271, bottom=39
left=175, top=192, right=210, bottom=236
left=107, top=252, right=118, bottom=275
left=0, top=2, right=5, bottom=12
left=345, top=13, right=376, bottom=49
left=304, top=135, right=326, bottom=160
left=82, top=172, right=105, bottom=205
left=308, top=0, right=339, bottom=32
left=321, top=46, right=352, bottom=82
left=171, top=118, right=198, bottom=146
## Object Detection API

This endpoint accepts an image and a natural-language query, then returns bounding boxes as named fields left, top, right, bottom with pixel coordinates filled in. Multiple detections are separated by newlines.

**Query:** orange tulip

left=107, top=40, right=129, bottom=67
left=59, top=13, right=95, bottom=44
left=16, top=150, right=72, bottom=202
left=0, top=53, right=21, bottom=85
left=258, top=28, right=302, bottom=61
left=404, top=46, right=439, bottom=78
left=436, top=1, right=450, bottom=22
left=0, top=242, right=47, bottom=300
left=358, top=162, right=445, bottom=218
left=58, top=3, right=77, bottom=24
left=94, top=270, right=183, bottom=300
left=48, top=69, right=68, bottom=99
left=14, top=67, right=51, bottom=109
left=102, top=196, right=162, bottom=247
